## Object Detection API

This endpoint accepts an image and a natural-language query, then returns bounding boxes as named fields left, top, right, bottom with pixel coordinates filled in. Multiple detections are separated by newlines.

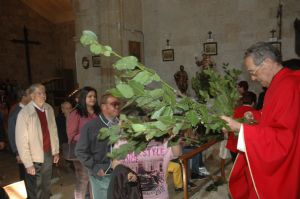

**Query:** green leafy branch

left=80, top=30, right=241, bottom=159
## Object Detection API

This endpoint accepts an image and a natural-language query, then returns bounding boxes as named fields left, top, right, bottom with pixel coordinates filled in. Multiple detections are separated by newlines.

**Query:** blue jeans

left=89, top=175, right=111, bottom=199
left=183, top=146, right=204, bottom=180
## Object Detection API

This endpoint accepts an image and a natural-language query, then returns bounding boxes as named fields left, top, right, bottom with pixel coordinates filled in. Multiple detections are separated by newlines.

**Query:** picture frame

left=269, top=41, right=281, bottom=54
left=162, top=49, right=174, bottom=61
left=92, top=55, right=101, bottom=67
left=203, top=42, right=218, bottom=56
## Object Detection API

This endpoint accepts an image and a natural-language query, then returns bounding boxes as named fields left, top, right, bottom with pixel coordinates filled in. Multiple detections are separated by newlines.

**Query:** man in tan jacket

left=16, top=83, right=59, bottom=199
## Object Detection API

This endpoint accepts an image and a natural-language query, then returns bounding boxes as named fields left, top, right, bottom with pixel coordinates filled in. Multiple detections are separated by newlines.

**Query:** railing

left=179, top=139, right=218, bottom=199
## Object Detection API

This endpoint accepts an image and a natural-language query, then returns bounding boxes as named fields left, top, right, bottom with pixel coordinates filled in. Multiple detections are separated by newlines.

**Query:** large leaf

left=136, top=96, right=153, bottom=107
left=114, top=56, right=138, bottom=70
left=103, top=45, right=112, bottom=56
left=186, top=110, right=200, bottom=126
left=109, top=88, right=123, bottom=98
left=151, top=106, right=166, bottom=119
left=90, top=43, right=103, bottom=55
left=133, top=71, right=153, bottom=85
left=132, top=124, right=147, bottom=132
left=147, top=89, right=164, bottom=99
left=162, top=85, right=176, bottom=106
left=128, top=80, right=145, bottom=95
left=80, top=30, right=98, bottom=46
left=116, top=83, right=134, bottom=98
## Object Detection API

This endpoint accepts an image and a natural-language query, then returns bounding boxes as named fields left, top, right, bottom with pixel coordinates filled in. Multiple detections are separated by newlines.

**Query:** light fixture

left=166, top=39, right=171, bottom=49
left=207, top=31, right=213, bottom=42
left=269, top=29, right=277, bottom=42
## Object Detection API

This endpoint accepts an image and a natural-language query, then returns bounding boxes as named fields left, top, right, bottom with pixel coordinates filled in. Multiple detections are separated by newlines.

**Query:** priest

left=221, top=42, right=300, bottom=199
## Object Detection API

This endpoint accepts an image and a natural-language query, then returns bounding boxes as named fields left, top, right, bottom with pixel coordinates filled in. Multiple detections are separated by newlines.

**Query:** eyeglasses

left=107, top=101, right=120, bottom=108
left=248, top=61, right=265, bottom=76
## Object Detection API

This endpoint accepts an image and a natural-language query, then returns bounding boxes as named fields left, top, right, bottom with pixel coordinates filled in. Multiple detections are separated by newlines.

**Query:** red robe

left=226, top=106, right=261, bottom=153
left=229, top=68, right=300, bottom=199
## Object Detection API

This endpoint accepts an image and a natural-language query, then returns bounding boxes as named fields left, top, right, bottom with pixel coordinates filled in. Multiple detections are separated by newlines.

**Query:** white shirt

left=32, top=101, right=45, bottom=112
left=237, top=125, right=246, bottom=152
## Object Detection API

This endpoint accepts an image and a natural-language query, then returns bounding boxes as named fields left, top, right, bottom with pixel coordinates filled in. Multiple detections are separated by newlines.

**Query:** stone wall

left=73, top=0, right=143, bottom=96
left=142, top=0, right=300, bottom=95
left=0, top=0, right=75, bottom=87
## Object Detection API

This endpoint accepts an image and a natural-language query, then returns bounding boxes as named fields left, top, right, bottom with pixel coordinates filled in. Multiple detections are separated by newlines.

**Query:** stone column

left=72, top=0, right=122, bottom=95
left=73, top=0, right=143, bottom=96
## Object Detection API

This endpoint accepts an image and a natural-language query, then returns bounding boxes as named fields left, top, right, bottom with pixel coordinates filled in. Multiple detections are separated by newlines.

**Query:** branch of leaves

left=98, top=113, right=189, bottom=159
left=80, top=30, right=239, bottom=159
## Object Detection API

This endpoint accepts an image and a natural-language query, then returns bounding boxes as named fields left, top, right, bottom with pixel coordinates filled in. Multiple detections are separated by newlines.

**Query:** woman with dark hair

left=67, top=86, right=100, bottom=199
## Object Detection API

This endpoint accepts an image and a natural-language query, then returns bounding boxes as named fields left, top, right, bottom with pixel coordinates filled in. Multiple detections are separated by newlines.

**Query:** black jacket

left=75, top=113, right=112, bottom=178
left=108, top=164, right=143, bottom=199
left=7, top=105, right=22, bottom=154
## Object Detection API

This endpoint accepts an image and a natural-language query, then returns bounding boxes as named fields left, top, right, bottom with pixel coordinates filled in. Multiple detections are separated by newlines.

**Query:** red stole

left=229, top=68, right=300, bottom=199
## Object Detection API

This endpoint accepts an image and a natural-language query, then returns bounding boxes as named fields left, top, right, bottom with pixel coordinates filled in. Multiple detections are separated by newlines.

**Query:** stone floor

left=0, top=142, right=232, bottom=199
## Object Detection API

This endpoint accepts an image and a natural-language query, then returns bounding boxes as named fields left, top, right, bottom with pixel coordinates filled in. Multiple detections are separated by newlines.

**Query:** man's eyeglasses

left=108, top=101, right=120, bottom=108
left=249, top=61, right=265, bottom=76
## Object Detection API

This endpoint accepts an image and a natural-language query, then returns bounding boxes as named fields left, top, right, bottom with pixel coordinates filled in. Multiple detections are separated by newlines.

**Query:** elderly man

left=221, top=42, right=300, bottom=199
left=7, top=89, right=31, bottom=181
left=16, top=83, right=59, bottom=199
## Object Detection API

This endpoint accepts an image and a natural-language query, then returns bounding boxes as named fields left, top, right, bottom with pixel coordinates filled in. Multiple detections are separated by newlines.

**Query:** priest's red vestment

left=226, top=105, right=261, bottom=153
left=229, top=68, right=300, bottom=199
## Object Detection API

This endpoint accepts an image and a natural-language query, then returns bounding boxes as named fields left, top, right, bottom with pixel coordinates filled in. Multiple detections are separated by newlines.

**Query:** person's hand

left=26, top=166, right=36, bottom=175
left=97, top=169, right=105, bottom=177
left=0, top=142, right=5, bottom=150
left=53, top=154, right=60, bottom=164
left=244, top=111, right=257, bottom=124
left=112, top=159, right=121, bottom=169
left=220, top=115, right=242, bottom=132
left=221, top=127, right=229, bottom=133
left=128, top=172, right=137, bottom=182
left=16, top=155, right=22, bottom=164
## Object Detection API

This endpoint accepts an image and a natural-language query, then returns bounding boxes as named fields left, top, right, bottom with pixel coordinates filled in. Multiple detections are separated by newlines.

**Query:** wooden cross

left=11, top=26, right=41, bottom=85
left=270, top=29, right=276, bottom=38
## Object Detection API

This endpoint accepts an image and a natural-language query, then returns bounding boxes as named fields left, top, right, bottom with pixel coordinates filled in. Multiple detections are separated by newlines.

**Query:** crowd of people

left=0, top=41, right=299, bottom=199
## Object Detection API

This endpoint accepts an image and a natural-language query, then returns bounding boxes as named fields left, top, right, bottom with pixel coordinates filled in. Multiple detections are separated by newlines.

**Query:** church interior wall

left=73, top=0, right=143, bottom=96
left=142, top=0, right=300, bottom=96
left=0, top=0, right=75, bottom=87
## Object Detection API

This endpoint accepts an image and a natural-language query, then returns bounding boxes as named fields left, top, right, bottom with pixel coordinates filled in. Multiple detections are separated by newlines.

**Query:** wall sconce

left=162, top=39, right=174, bottom=61
left=207, top=31, right=214, bottom=42
left=165, top=39, right=171, bottom=49
left=269, top=29, right=278, bottom=42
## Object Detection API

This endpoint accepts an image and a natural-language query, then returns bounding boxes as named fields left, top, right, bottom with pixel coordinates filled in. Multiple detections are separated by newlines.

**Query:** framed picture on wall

left=269, top=41, right=281, bottom=54
left=162, top=49, right=174, bottom=61
left=92, top=56, right=101, bottom=67
left=203, top=42, right=218, bottom=55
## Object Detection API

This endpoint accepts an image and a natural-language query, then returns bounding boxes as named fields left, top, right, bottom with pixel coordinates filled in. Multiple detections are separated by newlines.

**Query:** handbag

left=62, top=137, right=77, bottom=161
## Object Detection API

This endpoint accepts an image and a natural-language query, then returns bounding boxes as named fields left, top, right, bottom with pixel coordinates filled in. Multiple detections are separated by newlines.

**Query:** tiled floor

left=0, top=142, right=232, bottom=199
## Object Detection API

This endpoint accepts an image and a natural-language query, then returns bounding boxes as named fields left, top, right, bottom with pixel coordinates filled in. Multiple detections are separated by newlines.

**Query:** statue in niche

left=174, top=65, right=188, bottom=94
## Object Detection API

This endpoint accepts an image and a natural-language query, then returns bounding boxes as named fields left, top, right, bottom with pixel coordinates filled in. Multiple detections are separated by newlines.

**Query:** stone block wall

left=142, top=0, right=300, bottom=95
left=0, top=0, right=75, bottom=87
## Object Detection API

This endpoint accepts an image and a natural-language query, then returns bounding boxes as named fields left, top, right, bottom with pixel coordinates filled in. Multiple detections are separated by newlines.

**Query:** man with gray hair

left=221, top=42, right=300, bottom=199
left=16, top=83, right=59, bottom=199
left=7, top=88, right=31, bottom=181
